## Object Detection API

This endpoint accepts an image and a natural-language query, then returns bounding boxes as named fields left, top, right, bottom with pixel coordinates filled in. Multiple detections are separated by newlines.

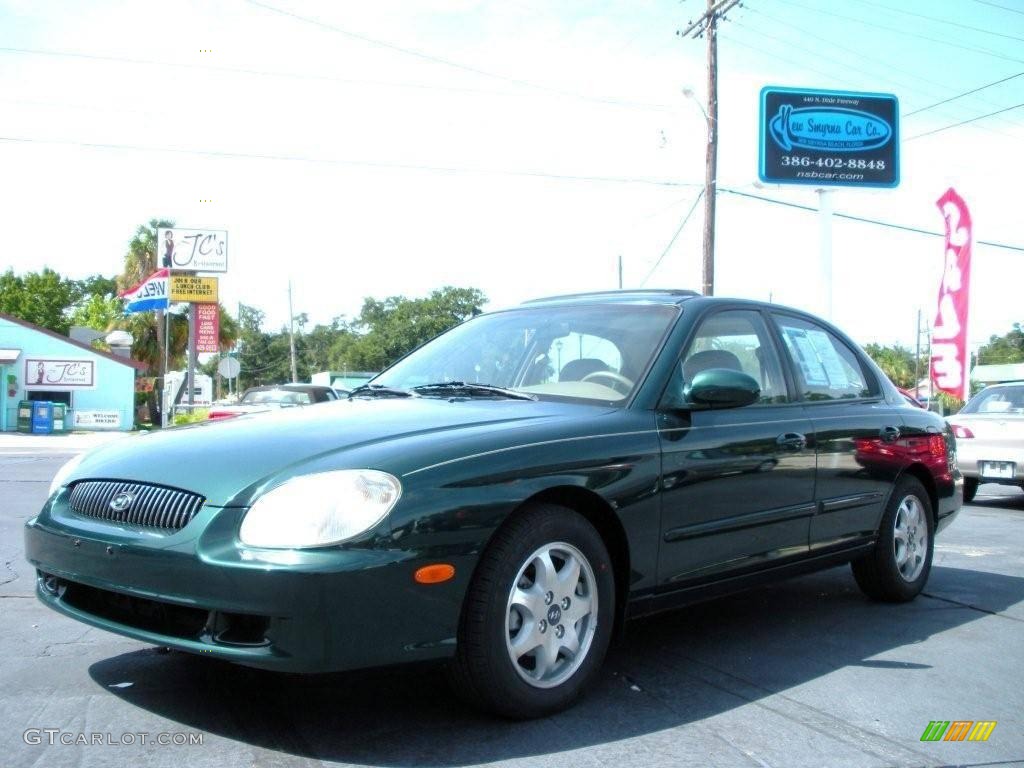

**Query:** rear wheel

left=852, top=477, right=934, bottom=602
left=963, top=477, right=978, bottom=503
left=448, top=504, right=615, bottom=718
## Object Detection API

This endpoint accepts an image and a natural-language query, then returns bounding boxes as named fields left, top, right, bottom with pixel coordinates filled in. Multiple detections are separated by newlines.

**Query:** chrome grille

left=67, top=480, right=205, bottom=531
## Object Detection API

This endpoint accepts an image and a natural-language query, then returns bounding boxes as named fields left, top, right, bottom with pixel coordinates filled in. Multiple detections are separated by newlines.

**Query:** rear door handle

left=776, top=432, right=807, bottom=451
left=880, top=426, right=901, bottom=443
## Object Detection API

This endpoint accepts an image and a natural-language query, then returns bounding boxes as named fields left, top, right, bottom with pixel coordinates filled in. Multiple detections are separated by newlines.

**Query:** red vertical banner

left=195, top=303, right=220, bottom=353
left=930, top=188, right=972, bottom=401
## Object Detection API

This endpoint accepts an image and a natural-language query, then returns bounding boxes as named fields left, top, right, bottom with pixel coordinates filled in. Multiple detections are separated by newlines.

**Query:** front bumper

left=24, top=492, right=471, bottom=673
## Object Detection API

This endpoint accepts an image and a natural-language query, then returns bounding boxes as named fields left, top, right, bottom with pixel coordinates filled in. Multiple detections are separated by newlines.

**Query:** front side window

left=661, top=310, right=789, bottom=408
left=373, top=304, right=679, bottom=404
left=772, top=314, right=874, bottom=401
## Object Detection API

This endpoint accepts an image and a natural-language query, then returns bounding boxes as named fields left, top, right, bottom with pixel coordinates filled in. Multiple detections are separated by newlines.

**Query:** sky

left=1, top=0, right=1022, bottom=351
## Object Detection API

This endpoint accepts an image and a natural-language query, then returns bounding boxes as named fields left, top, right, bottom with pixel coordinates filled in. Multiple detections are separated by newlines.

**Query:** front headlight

left=48, top=453, right=87, bottom=497
left=238, top=469, right=401, bottom=549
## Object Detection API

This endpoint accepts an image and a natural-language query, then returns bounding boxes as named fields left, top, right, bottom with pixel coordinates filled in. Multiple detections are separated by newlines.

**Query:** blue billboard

left=759, top=86, right=899, bottom=188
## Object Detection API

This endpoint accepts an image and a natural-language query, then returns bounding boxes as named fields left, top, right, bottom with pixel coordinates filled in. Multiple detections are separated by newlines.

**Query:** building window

left=27, top=391, right=72, bottom=406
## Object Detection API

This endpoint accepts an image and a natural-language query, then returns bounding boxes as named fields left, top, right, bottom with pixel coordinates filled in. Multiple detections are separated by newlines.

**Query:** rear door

left=656, top=308, right=816, bottom=585
left=769, top=313, right=903, bottom=552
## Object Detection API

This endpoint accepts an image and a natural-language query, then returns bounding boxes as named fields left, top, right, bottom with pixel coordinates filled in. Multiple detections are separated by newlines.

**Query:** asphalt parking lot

left=2, top=437, right=1022, bottom=768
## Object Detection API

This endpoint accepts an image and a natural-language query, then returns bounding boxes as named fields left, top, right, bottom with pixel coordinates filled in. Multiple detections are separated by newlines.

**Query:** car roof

left=521, top=289, right=700, bottom=307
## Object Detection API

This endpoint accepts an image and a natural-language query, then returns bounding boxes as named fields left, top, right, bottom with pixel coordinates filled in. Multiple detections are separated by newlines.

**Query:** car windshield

left=241, top=389, right=312, bottom=405
left=372, top=303, right=678, bottom=404
left=960, top=385, right=1024, bottom=415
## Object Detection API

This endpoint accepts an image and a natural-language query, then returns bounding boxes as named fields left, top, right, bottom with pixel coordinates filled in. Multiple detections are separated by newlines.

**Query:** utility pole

left=287, top=280, right=298, bottom=383
left=618, top=254, right=623, bottom=289
left=914, top=308, right=922, bottom=395
left=679, top=0, right=741, bottom=297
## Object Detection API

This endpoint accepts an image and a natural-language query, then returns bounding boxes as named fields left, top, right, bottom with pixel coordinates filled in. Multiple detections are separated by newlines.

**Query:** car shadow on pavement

left=972, top=487, right=1024, bottom=510
left=89, top=564, right=1024, bottom=767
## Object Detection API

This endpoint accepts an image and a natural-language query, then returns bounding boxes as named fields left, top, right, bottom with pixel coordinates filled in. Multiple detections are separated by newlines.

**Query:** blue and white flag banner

left=119, top=268, right=169, bottom=314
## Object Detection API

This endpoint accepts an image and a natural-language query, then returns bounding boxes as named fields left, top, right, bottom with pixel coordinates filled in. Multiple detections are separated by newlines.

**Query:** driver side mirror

left=684, top=368, right=760, bottom=410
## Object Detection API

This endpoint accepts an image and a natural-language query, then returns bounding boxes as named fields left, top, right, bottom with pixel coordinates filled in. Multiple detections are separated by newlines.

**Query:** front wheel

left=852, top=477, right=934, bottom=602
left=448, top=504, right=615, bottom=718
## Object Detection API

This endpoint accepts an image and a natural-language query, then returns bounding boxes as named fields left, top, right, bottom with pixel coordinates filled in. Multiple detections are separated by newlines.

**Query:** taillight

left=928, top=434, right=947, bottom=458
left=951, top=424, right=974, bottom=439
left=207, top=410, right=240, bottom=420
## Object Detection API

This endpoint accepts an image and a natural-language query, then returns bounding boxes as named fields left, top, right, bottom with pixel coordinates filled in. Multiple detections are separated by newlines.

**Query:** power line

left=719, top=188, right=1024, bottom=253
left=772, top=0, right=1024, bottom=66
left=719, top=32, right=841, bottom=85
left=849, top=0, right=1024, bottom=44
left=639, top=190, right=705, bottom=287
left=971, top=0, right=1024, bottom=17
left=243, top=0, right=670, bottom=111
left=903, top=72, right=1024, bottom=117
left=905, top=102, right=1024, bottom=140
left=742, top=6, right=1024, bottom=129
left=0, top=45, right=675, bottom=112
left=0, top=134, right=703, bottom=189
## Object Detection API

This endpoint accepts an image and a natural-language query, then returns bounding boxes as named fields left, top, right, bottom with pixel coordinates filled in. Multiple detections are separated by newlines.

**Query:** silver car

left=946, top=382, right=1024, bottom=502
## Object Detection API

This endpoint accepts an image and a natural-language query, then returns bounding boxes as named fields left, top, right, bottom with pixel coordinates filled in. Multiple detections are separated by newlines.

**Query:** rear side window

left=772, top=315, right=875, bottom=401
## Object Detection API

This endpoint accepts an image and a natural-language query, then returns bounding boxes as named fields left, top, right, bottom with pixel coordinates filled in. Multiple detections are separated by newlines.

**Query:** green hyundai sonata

left=26, top=290, right=962, bottom=718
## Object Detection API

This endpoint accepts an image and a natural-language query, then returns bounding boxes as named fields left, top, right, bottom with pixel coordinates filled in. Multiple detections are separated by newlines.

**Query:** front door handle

left=880, top=426, right=901, bottom=443
left=776, top=432, right=807, bottom=451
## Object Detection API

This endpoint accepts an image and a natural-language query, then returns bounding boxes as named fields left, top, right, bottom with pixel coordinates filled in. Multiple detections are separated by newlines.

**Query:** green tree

left=113, top=219, right=175, bottom=373
left=863, top=343, right=921, bottom=389
left=977, top=323, right=1024, bottom=365
left=0, top=268, right=82, bottom=334
left=332, top=286, right=486, bottom=371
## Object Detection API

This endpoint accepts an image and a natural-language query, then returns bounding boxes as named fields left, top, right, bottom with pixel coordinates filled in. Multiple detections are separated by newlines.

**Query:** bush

left=172, top=408, right=209, bottom=426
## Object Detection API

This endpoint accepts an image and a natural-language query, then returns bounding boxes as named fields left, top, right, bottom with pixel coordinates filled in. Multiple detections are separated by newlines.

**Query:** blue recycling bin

left=31, top=401, right=54, bottom=434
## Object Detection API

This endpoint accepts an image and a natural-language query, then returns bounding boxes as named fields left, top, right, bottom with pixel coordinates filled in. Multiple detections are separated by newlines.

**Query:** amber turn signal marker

left=414, top=564, right=455, bottom=584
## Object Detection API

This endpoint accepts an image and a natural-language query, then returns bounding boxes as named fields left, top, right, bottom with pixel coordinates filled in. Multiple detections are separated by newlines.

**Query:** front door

left=657, top=308, right=816, bottom=587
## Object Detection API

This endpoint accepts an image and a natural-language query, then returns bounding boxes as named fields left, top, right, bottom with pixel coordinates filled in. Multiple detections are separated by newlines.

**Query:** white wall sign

left=157, top=227, right=228, bottom=273
left=73, top=410, right=121, bottom=429
left=24, top=359, right=95, bottom=389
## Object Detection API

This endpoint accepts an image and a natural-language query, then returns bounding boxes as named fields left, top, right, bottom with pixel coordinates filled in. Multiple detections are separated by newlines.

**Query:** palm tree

left=115, top=219, right=175, bottom=374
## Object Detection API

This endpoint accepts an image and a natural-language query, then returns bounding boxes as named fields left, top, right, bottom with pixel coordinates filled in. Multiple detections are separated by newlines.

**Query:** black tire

left=852, top=476, right=934, bottom=602
left=447, top=503, right=615, bottom=719
left=963, top=477, right=978, bottom=504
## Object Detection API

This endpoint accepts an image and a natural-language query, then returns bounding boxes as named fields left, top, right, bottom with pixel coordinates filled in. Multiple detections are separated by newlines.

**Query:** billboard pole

left=187, top=302, right=196, bottom=409
left=818, top=188, right=833, bottom=321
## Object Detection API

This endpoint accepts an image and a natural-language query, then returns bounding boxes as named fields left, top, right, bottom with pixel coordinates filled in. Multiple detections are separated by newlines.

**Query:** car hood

left=63, top=397, right=599, bottom=505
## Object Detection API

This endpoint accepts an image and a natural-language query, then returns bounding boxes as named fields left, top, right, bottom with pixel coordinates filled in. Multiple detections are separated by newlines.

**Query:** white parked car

left=946, top=382, right=1024, bottom=502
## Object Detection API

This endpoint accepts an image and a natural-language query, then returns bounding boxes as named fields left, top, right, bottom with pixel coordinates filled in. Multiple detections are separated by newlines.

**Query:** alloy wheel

left=893, top=494, right=928, bottom=582
left=504, top=542, right=598, bottom=689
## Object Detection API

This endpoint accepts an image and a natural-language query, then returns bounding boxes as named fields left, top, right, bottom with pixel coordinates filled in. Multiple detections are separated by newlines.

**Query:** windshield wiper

left=410, top=381, right=537, bottom=401
left=348, top=384, right=417, bottom=398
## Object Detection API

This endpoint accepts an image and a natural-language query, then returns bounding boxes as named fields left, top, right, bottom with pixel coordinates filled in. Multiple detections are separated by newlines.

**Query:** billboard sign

left=759, top=86, right=899, bottom=188
left=170, top=275, right=218, bottom=303
left=24, top=359, right=96, bottom=389
left=157, top=228, right=228, bottom=273
left=196, top=304, right=220, bottom=353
